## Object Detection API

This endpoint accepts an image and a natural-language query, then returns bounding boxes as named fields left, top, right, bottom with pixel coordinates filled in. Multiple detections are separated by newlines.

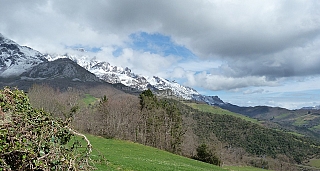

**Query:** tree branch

left=66, top=127, right=92, bottom=154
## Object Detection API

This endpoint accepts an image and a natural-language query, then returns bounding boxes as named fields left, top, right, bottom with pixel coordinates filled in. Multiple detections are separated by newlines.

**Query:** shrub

left=192, top=144, right=221, bottom=166
left=0, top=87, right=92, bottom=170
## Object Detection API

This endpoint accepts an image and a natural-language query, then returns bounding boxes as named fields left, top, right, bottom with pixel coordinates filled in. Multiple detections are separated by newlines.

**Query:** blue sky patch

left=129, top=32, right=195, bottom=58
left=112, top=46, right=123, bottom=57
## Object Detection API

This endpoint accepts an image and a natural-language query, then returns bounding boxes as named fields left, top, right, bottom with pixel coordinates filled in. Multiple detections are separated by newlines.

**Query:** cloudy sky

left=1, top=0, right=320, bottom=109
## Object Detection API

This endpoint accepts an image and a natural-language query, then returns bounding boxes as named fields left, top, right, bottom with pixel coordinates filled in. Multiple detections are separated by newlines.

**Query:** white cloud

left=184, top=72, right=277, bottom=91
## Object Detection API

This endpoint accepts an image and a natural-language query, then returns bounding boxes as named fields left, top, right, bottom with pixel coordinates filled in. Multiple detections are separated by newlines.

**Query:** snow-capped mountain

left=0, top=33, right=47, bottom=77
left=45, top=53, right=202, bottom=100
left=0, top=33, right=226, bottom=106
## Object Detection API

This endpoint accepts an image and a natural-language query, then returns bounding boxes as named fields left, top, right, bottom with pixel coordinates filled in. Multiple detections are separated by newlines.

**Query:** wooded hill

left=3, top=84, right=320, bottom=170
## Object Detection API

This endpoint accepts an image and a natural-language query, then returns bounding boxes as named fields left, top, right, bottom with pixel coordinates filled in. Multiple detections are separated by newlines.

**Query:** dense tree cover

left=0, top=87, right=92, bottom=170
left=178, top=103, right=320, bottom=164
left=139, top=89, right=184, bottom=153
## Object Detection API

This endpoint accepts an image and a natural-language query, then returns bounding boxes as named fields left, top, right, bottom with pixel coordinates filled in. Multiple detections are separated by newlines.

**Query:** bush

left=0, top=87, right=92, bottom=170
left=192, top=144, right=221, bottom=166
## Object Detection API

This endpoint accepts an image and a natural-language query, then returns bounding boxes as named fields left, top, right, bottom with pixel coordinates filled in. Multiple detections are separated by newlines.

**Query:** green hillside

left=87, top=134, right=226, bottom=171
left=185, top=102, right=260, bottom=124
left=75, top=134, right=272, bottom=171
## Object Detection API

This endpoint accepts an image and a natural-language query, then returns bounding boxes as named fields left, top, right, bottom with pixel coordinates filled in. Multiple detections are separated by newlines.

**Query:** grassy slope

left=311, top=124, right=320, bottom=132
left=185, top=102, right=320, bottom=137
left=88, top=134, right=227, bottom=171
left=82, top=94, right=99, bottom=106
left=185, top=102, right=260, bottom=124
left=73, top=134, right=271, bottom=171
left=309, top=159, right=320, bottom=168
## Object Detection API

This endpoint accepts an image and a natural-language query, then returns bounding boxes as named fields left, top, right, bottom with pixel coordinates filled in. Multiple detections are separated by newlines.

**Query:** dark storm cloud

left=220, top=43, right=320, bottom=80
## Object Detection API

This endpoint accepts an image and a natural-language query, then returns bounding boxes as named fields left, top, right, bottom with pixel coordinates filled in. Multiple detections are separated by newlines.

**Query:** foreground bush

left=0, top=87, right=92, bottom=170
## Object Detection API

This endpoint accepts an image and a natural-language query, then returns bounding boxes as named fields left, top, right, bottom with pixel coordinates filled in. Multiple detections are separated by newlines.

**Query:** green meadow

left=309, top=159, right=320, bottom=168
left=82, top=94, right=99, bottom=106
left=185, top=102, right=260, bottom=124
left=72, top=134, right=273, bottom=171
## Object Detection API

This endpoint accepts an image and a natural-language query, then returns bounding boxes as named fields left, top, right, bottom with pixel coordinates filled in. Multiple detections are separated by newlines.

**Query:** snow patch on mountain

left=0, top=34, right=46, bottom=77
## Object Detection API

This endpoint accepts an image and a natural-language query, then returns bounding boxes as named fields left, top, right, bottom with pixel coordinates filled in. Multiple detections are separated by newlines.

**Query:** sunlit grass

left=74, top=134, right=228, bottom=171
left=309, top=159, right=320, bottom=168
left=293, top=117, right=308, bottom=126
left=310, top=124, right=320, bottom=132
left=274, top=113, right=289, bottom=119
left=185, top=103, right=260, bottom=124
left=82, top=94, right=98, bottom=106
left=69, top=133, right=276, bottom=171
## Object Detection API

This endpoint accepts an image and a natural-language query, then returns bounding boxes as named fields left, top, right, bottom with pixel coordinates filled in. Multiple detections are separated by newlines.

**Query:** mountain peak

left=0, top=33, right=47, bottom=78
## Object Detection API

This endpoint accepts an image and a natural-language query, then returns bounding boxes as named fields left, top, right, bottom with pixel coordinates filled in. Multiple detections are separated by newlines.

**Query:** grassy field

left=185, top=102, right=260, bottom=124
left=309, top=159, right=320, bottom=168
left=87, top=134, right=227, bottom=171
left=311, top=124, right=320, bottom=132
left=293, top=116, right=308, bottom=126
left=82, top=94, right=99, bottom=106
left=71, top=134, right=273, bottom=171
left=274, top=113, right=290, bottom=119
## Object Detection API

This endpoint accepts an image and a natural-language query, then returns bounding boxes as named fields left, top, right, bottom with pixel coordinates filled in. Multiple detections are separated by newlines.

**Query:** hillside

left=83, top=134, right=272, bottom=171
left=219, top=104, right=320, bottom=139
left=85, top=134, right=227, bottom=171
left=184, top=102, right=260, bottom=124
left=176, top=100, right=320, bottom=169
left=24, top=85, right=320, bottom=170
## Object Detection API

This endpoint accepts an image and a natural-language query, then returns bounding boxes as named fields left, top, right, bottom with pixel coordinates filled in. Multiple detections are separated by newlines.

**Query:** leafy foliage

left=0, top=87, right=92, bottom=170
